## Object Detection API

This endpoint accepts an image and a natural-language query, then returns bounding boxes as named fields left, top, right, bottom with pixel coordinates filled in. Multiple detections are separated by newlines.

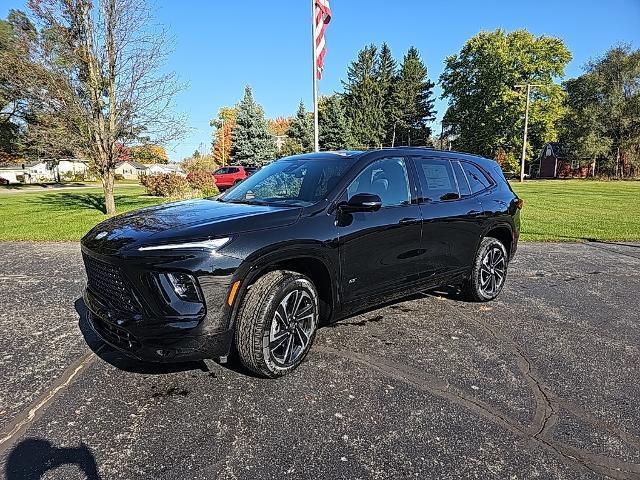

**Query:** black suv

left=81, top=149, right=521, bottom=377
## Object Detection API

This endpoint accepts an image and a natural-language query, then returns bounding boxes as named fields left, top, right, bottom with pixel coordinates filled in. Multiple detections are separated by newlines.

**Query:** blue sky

left=2, top=0, right=639, bottom=161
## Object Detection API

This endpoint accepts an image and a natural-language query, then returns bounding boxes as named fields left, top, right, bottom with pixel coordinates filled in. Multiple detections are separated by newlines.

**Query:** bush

left=495, top=148, right=520, bottom=174
left=187, top=170, right=219, bottom=197
left=61, top=171, right=89, bottom=182
left=140, top=173, right=190, bottom=197
left=114, top=173, right=125, bottom=181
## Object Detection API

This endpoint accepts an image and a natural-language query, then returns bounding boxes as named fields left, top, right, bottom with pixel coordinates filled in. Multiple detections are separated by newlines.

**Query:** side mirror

left=339, top=193, right=382, bottom=213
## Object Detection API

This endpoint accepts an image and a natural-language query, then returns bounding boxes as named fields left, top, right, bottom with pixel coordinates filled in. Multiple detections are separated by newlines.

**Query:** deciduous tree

left=440, top=29, right=571, bottom=164
left=181, top=152, right=218, bottom=173
left=210, top=107, right=236, bottom=166
left=131, top=144, right=169, bottom=164
left=0, top=10, right=38, bottom=160
left=562, top=45, right=640, bottom=177
left=21, top=0, right=185, bottom=214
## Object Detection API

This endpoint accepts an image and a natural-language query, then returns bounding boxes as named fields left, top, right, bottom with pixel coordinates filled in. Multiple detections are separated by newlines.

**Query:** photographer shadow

left=4, top=438, right=101, bottom=480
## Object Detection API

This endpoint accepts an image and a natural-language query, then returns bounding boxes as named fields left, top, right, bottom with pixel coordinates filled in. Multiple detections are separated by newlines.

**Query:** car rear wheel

left=234, top=270, right=319, bottom=378
left=463, top=237, right=509, bottom=302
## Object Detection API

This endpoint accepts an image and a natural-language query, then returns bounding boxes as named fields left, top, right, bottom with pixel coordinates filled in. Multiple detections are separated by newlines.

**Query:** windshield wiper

left=225, top=199, right=269, bottom=206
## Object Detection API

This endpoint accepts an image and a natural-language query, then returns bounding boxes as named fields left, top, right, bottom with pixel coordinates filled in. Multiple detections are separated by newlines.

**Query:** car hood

left=82, top=198, right=302, bottom=255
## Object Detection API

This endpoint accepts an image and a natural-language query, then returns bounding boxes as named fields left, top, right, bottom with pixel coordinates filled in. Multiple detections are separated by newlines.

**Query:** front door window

left=347, top=157, right=410, bottom=207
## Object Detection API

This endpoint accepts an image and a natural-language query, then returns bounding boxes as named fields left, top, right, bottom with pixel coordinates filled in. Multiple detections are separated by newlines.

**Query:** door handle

left=399, top=217, right=419, bottom=225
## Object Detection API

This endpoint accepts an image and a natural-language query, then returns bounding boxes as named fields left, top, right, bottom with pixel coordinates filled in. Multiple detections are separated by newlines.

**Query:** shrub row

left=140, top=172, right=219, bottom=198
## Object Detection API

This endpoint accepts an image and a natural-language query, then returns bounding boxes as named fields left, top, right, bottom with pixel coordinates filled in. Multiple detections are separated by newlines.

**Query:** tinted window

left=462, top=162, right=492, bottom=194
left=452, top=161, right=471, bottom=196
left=221, top=158, right=353, bottom=207
left=414, top=158, right=459, bottom=201
left=215, top=167, right=229, bottom=174
left=227, top=167, right=240, bottom=173
left=347, top=157, right=410, bottom=207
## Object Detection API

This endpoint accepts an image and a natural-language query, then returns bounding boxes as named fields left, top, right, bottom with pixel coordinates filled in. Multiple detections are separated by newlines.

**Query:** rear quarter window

left=462, top=162, right=493, bottom=194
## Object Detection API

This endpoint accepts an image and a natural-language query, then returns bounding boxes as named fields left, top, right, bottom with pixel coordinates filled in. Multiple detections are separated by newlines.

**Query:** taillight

left=516, top=198, right=524, bottom=209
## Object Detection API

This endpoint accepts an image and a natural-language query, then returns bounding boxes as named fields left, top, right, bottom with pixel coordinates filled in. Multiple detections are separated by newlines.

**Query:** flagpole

left=311, top=0, right=319, bottom=152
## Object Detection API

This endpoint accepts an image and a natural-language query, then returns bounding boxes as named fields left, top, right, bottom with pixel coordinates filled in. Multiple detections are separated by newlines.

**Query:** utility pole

left=515, top=83, right=542, bottom=183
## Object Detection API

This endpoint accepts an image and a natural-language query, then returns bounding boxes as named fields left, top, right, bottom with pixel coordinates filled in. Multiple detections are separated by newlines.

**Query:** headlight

left=165, top=272, right=201, bottom=302
left=138, top=237, right=230, bottom=252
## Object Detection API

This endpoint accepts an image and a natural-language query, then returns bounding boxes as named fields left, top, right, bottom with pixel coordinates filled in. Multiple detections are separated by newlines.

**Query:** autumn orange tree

left=210, top=107, right=236, bottom=166
left=268, top=117, right=291, bottom=137
left=131, top=144, right=169, bottom=164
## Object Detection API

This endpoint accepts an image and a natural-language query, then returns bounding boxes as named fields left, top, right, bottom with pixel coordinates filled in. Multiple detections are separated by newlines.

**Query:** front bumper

left=81, top=245, right=240, bottom=362
left=85, top=289, right=234, bottom=362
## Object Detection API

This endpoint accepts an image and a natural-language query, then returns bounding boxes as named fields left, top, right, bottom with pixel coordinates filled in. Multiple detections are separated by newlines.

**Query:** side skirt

left=332, top=268, right=469, bottom=323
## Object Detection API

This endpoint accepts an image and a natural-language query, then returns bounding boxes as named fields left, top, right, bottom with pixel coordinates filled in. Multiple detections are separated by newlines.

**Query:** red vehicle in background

left=212, top=165, right=258, bottom=190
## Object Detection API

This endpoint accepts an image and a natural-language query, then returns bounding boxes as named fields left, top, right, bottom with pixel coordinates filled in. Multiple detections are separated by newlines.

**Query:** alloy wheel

left=479, top=247, right=506, bottom=297
left=268, top=288, right=316, bottom=367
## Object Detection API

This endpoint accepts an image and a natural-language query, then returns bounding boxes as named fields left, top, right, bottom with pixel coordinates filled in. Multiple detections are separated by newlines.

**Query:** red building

left=533, top=143, right=592, bottom=178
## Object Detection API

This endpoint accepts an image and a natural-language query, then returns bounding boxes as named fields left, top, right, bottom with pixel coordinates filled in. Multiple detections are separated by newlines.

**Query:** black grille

left=83, top=254, right=139, bottom=313
left=90, top=314, right=141, bottom=350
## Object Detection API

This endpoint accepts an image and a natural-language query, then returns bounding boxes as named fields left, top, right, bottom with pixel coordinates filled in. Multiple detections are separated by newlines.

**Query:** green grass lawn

left=0, top=180, right=638, bottom=242
left=511, top=180, right=640, bottom=242
left=0, top=186, right=166, bottom=241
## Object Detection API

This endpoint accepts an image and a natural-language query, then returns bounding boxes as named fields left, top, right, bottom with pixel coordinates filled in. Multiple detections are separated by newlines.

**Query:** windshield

left=219, top=157, right=354, bottom=207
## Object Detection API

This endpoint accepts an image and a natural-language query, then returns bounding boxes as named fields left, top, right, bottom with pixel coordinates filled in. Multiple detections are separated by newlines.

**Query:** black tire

left=234, top=270, right=319, bottom=378
left=463, top=237, right=509, bottom=302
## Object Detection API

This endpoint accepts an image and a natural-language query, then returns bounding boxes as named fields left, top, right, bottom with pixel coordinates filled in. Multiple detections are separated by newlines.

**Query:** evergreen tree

left=319, top=94, right=353, bottom=150
left=393, top=47, right=436, bottom=146
left=342, top=44, right=385, bottom=148
left=286, top=100, right=314, bottom=153
left=231, top=86, right=277, bottom=166
left=377, top=43, right=400, bottom=146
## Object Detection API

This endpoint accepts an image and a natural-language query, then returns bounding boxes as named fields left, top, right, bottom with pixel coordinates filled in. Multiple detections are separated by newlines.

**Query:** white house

left=57, top=159, right=89, bottom=178
left=115, top=161, right=148, bottom=179
left=0, top=158, right=90, bottom=183
left=0, top=165, right=24, bottom=183
left=146, top=163, right=186, bottom=176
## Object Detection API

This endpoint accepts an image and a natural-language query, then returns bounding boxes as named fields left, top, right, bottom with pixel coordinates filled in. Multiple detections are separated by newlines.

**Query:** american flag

left=314, top=0, right=332, bottom=79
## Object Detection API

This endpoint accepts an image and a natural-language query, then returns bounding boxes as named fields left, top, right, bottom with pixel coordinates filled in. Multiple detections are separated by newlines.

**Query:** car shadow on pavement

left=4, top=438, right=101, bottom=480
left=74, top=298, right=210, bottom=375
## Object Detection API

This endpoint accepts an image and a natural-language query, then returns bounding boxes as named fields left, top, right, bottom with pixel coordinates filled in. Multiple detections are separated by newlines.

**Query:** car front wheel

left=464, top=237, right=509, bottom=302
left=234, top=270, right=319, bottom=378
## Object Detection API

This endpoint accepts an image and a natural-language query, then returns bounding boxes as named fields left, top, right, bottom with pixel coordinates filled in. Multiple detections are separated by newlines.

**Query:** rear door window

left=413, top=158, right=459, bottom=201
left=462, top=162, right=492, bottom=194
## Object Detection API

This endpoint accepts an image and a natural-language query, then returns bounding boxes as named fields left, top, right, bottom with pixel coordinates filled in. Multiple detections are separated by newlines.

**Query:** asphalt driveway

left=0, top=241, right=639, bottom=479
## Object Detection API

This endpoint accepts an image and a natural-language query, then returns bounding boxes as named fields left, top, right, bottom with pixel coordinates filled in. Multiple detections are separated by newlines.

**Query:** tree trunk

left=102, top=169, right=116, bottom=215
